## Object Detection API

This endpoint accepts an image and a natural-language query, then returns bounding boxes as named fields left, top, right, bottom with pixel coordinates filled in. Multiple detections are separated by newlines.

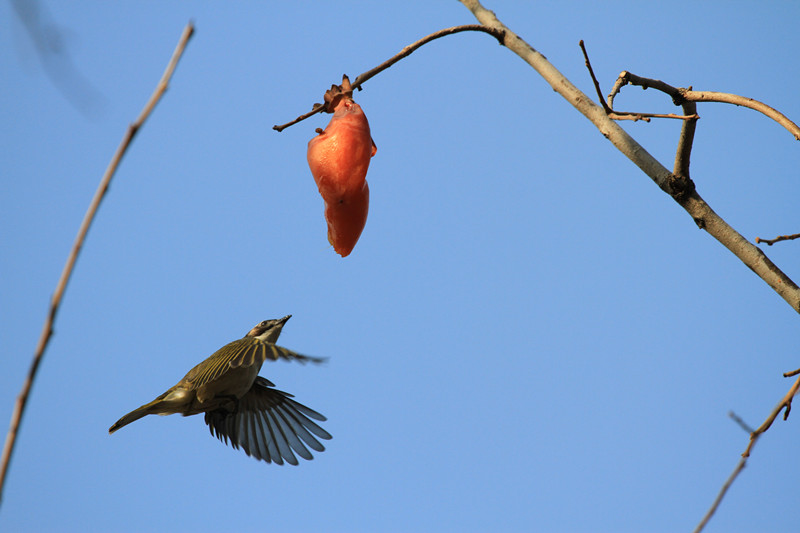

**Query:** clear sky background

left=2, top=2, right=800, bottom=532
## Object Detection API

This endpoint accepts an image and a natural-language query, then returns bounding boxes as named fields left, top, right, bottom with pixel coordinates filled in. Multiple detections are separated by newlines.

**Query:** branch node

left=489, top=28, right=506, bottom=45
left=668, top=172, right=696, bottom=203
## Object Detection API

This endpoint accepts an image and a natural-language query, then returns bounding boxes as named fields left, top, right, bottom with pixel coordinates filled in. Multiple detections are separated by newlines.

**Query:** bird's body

left=109, top=316, right=331, bottom=465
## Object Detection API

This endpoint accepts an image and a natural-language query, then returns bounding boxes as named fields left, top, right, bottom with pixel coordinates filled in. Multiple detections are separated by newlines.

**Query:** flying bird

left=109, top=315, right=331, bottom=465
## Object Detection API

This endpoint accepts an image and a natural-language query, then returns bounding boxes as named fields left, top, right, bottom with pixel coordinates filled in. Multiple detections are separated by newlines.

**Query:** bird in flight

left=109, top=315, right=331, bottom=465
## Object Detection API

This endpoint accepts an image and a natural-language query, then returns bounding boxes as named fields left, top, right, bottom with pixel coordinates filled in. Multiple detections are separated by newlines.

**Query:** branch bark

left=458, top=0, right=800, bottom=314
left=0, top=22, right=194, bottom=507
left=458, top=2, right=800, bottom=531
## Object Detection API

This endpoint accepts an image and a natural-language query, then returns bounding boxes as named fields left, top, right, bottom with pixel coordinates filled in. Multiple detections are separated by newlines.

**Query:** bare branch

left=695, top=374, right=800, bottom=533
left=616, top=74, right=700, bottom=178
left=273, top=24, right=504, bottom=132
left=608, top=111, right=698, bottom=122
left=458, top=0, right=800, bottom=314
left=694, top=375, right=800, bottom=533
left=611, top=71, right=687, bottom=104
left=683, top=91, right=800, bottom=141
left=350, top=24, right=503, bottom=90
left=607, top=73, right=628, bottom=110
left=578, top=40, right=612, bottom=114
left=674, top=98, right=698, bottom=179
left=610, top=71, right=800, bottom=142
left=742, top=374, right=800, bottom=458
left=272, top=103, right=326, bottom=133
left=0, top=22, right=194, bottom=507
left=693, top=456, right=748, bottom=533
left=580, top=46, right=697, bottom=123
left=602, top=58, right=800, bottom=533
left=784, top=367, right=800, bottom=378
left=10, top=0, right=105, bottom=116
left=457, top=3, right=800, bottom=530
left=604, top=71, right=700, bottom=178
left=728, top=411, right=755, bottom=434
left=756, top=233, right=800, bottom=246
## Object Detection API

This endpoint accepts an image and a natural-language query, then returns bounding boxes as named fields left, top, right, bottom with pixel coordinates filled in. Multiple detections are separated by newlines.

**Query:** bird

left=109, top=315, right=332, bottom=465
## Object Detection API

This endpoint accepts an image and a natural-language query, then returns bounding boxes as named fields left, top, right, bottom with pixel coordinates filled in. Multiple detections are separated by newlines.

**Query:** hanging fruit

left=307, top=75, right=377, bottom=257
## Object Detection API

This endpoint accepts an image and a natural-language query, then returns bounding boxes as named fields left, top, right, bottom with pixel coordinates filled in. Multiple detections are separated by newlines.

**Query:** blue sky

left=2, top=2, right=800, bottom=532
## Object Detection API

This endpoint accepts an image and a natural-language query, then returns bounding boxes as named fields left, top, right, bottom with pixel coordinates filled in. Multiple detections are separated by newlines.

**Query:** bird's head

left=246, top=315, right=291, bottom=343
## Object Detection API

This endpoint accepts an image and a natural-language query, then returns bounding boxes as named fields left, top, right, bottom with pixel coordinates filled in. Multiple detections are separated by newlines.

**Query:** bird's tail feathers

left=108, top=400, right=161, bottom=434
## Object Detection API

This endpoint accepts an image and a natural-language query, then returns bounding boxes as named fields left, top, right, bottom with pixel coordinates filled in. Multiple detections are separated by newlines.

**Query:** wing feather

left=203, top=377, right=331, bottom=465
left=185, top=337, right=326, bottom=391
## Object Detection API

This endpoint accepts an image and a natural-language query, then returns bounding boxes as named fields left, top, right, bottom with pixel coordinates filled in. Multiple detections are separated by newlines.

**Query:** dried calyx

left=314, top=75, right=356, bottom=114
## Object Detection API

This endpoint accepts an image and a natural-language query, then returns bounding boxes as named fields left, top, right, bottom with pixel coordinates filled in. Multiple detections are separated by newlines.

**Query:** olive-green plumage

left=109, top=315, right=331, bottom=465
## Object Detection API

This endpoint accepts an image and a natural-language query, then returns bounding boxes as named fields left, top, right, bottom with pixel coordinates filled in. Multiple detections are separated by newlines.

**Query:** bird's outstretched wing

left=183, top=337, right=326, bottom=389
left=228, top=340, right=326, bottom=368
left=204, top=376, right=332, bottom=465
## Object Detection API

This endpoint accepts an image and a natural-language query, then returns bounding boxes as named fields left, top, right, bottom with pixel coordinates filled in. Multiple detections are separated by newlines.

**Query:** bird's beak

left=278, top=314, right=292, bottom=325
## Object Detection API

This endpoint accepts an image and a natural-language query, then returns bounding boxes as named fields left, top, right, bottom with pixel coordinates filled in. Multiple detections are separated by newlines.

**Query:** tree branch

left=579, top=41, right=697, bottom=123
left=0, top=21, right=194, bottom=507
left=694, top=374, right=800, bottom=532
left=272, top=24, right=504, bottom=132
left=609, top=71, right=800, bottom=142
left=683, top=91, right=800, bottom=141
left=350, top=24, right=504, bottom=90
left=728, top=411, right=755, bottom=434
left=673, top=98, right=698, bottom=179
left=604, top=71, right=700, bottom=178
left=742, top=374, right=800, bottom=458
left=578, top=40, right=612, bottom=114
left=458, top=0, right=800, bottom=314
left=756, top=233, right=800, bottom=246
left=692, top=455, right=748, bottom=533
left=783, top=367, right=800, bottom=378
left=457, top=3, right=800, bottom=529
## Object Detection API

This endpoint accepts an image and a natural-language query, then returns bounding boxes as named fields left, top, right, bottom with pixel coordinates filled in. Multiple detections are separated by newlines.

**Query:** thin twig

left=742, top=375, right=800, bottom=457
left=607, top=73, right=628, bottom=110
left=0, top=21, right=194, bottom=507
left=605, top=71, right=701, bottom=178
left=608, top=111, right=698, bottom=122
left=610, top=71, right=800, bottom=142
left=272, top=24, right=504, bottom=132
left=580, top=48, right=698, bottom=125
left=683, top=91, right=800, bottom=141
left=695, top=375, right=800, bottom=532
left=783, top=367, right=800, bottom=378
left=578, top=40, right=612, bottom=114
left=351, top=24, right=503, bottom=90
left=728, top=411, right=755, bottom=434
left=271, top=103, right=326, bottom=133
left=609, top=70, right=686, bottom=106
left=756, top=233, right=800, bottom=246
left=693, top=456, right=748, bottom=533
